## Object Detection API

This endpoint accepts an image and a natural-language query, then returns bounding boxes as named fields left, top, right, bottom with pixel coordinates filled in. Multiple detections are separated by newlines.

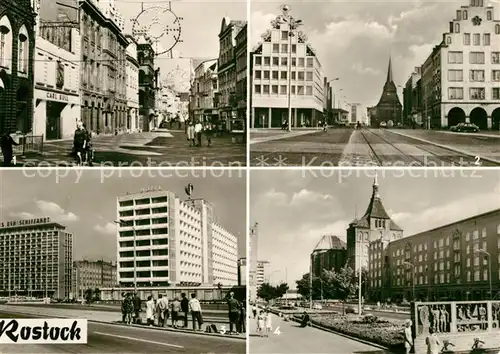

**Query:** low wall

left=412, top=301, right=500, bottom=353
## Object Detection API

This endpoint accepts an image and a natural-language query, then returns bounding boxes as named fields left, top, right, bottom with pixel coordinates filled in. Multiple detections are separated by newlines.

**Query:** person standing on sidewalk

left=226, top=291, right=241, bottom=335
left=156, top=294, right=168, bottom=327
left=180, top=293, right=189, bottom=328
left=204, top=121, right=213, bottom=147
left=404, top=319, right=413, bottom=354
left=188, top=293, right=203, bottom=331
left=194, top=120, right=203, bottom=147
left=0, top=131, right=19, bottom=167
left=238, top=302, right=246, bottom=333
left=171, top=296, right=181, bottom=328
left=133, top=292, right=142, bottom=324
left=186, top=121, right=195, bottom=147
left=252, top=304, right=257, bottom=319
left=146, top=295, right=155, bottom=326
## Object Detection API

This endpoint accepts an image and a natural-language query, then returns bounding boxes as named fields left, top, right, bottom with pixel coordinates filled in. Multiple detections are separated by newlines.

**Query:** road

left=0, top=311, right=245, bottom=353
left=249, top=312, right=385, bottom=354
left=12, top=130, right=245, bottom=167
left=250, top=128, right=500, bottom=166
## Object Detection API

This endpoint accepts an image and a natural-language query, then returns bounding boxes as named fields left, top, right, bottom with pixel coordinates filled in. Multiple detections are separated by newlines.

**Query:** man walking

left=226, top=292, right=241, bottom=335
left=189, top=293, right=203, bottom=331
left=194, top=120, right=203, bottom=147
left=180, top=293, right=189, bottom=328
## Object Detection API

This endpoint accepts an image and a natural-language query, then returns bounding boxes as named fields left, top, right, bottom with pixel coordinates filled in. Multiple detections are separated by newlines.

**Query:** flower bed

left=308, top=314, right=406, bottom=353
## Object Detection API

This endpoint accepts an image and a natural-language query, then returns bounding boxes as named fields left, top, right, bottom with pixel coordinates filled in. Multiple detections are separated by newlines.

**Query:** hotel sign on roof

left=0, top=217, right=52, bottom=228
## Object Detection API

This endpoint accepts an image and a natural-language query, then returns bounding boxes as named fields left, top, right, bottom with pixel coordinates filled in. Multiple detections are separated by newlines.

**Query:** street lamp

left=476, top=249, right=492, bottom=299
left=276, top=5, right=302, bottom=132
left=115, top=219, right=137, bottom=291
left=403, top=261, right=415, bottom=301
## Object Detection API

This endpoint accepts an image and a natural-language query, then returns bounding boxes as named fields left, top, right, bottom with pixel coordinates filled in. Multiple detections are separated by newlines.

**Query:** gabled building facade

left=0, top=0, right=36, bottom=134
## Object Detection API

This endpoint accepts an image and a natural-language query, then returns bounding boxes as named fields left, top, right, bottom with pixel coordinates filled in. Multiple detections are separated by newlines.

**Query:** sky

left=250, top=0, right=500, bottom=114
left=250, top=169, right=500, bottom=288
left=0, top=169, right=246, bottom=261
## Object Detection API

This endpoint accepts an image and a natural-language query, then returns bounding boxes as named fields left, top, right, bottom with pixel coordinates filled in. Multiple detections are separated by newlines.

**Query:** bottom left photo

left=0, top=169, right=247, bottom=353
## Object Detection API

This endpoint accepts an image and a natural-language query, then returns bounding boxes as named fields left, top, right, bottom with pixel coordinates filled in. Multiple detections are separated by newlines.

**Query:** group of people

left=73, top=121, right=94, bottom=166
left=253, top=306, right=273, bottom=337
left=404, top=319, right=442, bottom=354
left=121, top=291, right=245, bottom=335
left=186, top=120, right=214, bottom=148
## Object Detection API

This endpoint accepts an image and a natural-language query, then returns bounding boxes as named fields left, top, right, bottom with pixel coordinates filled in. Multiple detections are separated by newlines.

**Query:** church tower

left=346, top=176, right=403, bottom=271
left=368, top=57, right=403, bottom=128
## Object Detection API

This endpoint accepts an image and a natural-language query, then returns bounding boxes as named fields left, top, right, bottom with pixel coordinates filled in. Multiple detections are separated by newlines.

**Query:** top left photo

left=0, top=0, right=247, bottom=168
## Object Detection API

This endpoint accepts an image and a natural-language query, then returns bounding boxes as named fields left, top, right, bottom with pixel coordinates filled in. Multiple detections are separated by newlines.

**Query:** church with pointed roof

left=346, top=176, right=403, bottom=272
left=367, top=58, right=403, bottom=127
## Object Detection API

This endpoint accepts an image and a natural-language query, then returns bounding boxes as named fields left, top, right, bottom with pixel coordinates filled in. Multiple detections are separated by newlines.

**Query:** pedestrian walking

left=180, top=293, right=189, bottom=328
left=238, top=303, right=246, bottom=333
left=194, top=120, right=203, bottom=147
left=0, top=131, right=19, bottom=167
left=257, top=311, right=265, bottom=337
left=125, top=293, right=134, bottom=325
left=265, top=309, right=272, bottom=337
left=156, top=294, right=168, bottom=327
left=226, top=291, right=241, bottom=335
left=171, top=296, right=181, bottom=328
left=252, top=304, right=257, bottom=319
left=133, top=292, right=142, bottom=324
left=425, top=327, right=441, bottom=354
left=121, top=292, right=127, bottom=323
left=188, top=293, right=203, bottom=331
left=187, top=121, right=195, bottom=147
left=146, top=295, right=155, bottom=326
left=404, top=319, right=413, bottom=354
left=204, top=122, right=213, bottom=147
left=73, top=121, right=86, bottom=166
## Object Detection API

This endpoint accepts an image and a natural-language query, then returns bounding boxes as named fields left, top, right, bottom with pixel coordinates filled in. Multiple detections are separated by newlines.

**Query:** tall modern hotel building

left=116, top=187, right=239, bottom=288
left=0, top=218, right=73, bottom=299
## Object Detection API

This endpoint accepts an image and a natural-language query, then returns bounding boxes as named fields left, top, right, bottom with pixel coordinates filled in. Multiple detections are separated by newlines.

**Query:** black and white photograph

left=249, top=168, right=500, bottom=353
left=249, top=0, right=500, bottom=167
left=0, top=169, right=246, bottom=353
left=0, top=0, right=246, bottom=168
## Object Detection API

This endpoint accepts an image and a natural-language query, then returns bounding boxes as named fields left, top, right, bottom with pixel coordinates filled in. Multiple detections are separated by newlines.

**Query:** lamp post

left=403, top=261, right=415, bottom=301
left=277, top=5, right=302, bottom=132
left=115, top=219, right=137, bottom=291
left=476, top=249, right=492, bottom=299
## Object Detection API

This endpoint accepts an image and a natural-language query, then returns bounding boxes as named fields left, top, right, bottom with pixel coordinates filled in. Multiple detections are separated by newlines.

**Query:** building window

left=493, top=70, right=500, bottom=82
left=448, top=51, right=463, bottom=64
left=291, top=71, right=296, bottom=80
left=272, top=57, right=279, bottom=66
left=306, top=58, right=313, bottom=67
left=470, top=52, right=485, bottom=64
left=473, top=33, right=480, bottom=45
left=281, top=31, right=288, bottom=40
left=306, top=71, right=313, bottom=81
left=297, top=86, right=304, bottom=95
left=492, top=52, right=500, bottom=64
left=280, top=71, right=287, bottom=79
left=487, top=11, right=492, bottom=21
left=470, top=88, right=485, bottom=100
left=272, top=44, right=279, bottom=53
left=281, top=57, right=288, bottom=66
left=457, top=10, right=462, bottom=20
left=464, top=11, right=468, bottom=20
left=464, top=33, right=470, bottom=45
left=470, top=70, right=485, bottom=81
left=493, top=88, right=500, bottom=100
left=18, top=27, right=28, bottom=73
left=496, top=25, right=500, bottom=35
left=298, top=71, right=304, bottom=81
left=272, top=71, right=278, bottom=79
left=306, top=86, right=312, bottom=95
left=263, top=70, right=269, bottom=79
left=255, top=70, right=261, bottom=79
left=448, top=69, right=463, bottom=81
left=474, top=270, right=480, bottom=282
left=455, top=23, right=460, bottom=33
left=448, top=87, right=463, bottom=99
left=264, top=57, right=270, bottom=65
left=482, top=228, right=487, bottom=238
left=255, top=56, right=262, bottom=65
left=281, top=44, right=288, bottom=53
left=291, top=58, right=296, bottom=67
left=447, top=36, right=452, bottom=45
left=254, top=85, right=261, bottom=93
left=0, top=25, right=10, bottom=68
left=484, top=34, right=491, bottom=46
left=263, top=85, right=269, bottom=94
left=298, top=58, right=304, bottom=67
left=271, top=85, right=278, bottom=94
left=292, top=44, right=297, bottom=53
left=280, top=85, right=286, bottom=94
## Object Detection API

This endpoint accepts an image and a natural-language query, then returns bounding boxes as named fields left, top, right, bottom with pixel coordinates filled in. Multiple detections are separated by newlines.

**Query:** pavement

left=248, top=312, right=384, bottom=354
left=0, top=310, right=245, bottom=353
left=249, top=128, right=500, bottom=166
left=8, top=130, right=246, bottom=168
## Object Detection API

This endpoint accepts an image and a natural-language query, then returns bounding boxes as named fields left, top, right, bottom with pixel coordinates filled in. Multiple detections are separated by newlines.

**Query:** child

left=257, top=311, right=265, bottom=337
left=265, top=310, right=272, bottom=337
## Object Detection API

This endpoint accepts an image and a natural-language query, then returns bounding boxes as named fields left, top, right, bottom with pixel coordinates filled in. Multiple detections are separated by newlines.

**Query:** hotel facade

left=404, top=0, right=500, bottom=129
left=0, top=218, right=73, bottom=299
left=116, top=188, right=239, bottom=289
left=250, top=8, right=324, bottom=129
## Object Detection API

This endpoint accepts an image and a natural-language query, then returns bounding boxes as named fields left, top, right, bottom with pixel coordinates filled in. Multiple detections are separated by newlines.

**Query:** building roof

left=375, top=57, right=402, bottom=107
left=350, top=177, right=403, bottom=231
left=313, top=235, right=347, bottom=252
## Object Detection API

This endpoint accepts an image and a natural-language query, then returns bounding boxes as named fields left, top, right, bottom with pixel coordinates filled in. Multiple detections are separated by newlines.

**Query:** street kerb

left=0, top=308, right=245, bottom=341
left=383, top=129, right=500, bottom=165
left=266, top=308, right=389, bottom=351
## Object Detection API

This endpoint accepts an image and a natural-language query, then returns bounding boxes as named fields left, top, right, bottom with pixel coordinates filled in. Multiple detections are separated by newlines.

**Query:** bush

left=311, top=314, right=406, bottom=353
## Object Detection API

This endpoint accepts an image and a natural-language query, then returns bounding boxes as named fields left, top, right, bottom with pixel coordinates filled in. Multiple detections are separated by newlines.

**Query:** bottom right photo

left=248, top=169, right=500, bottom=354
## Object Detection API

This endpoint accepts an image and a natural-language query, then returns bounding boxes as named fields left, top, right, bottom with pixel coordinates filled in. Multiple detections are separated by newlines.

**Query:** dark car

left=450, top=122, right=479, bottom=132
left=345, top=306, right=356, bottom=314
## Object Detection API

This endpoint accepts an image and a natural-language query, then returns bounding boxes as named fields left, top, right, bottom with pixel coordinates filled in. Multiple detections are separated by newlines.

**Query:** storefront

left=33, top=88, right=80, bottom=140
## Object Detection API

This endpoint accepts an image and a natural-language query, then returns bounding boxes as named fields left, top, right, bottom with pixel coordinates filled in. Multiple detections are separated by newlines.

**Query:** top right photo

left=249, top=0, right=500, bottom=167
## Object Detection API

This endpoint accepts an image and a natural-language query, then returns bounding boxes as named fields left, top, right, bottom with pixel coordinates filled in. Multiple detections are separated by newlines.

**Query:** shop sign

left=47, top=91, right=69, bottom=103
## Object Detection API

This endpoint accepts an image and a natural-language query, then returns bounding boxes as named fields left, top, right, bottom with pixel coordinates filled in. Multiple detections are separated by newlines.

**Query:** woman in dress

left=146, top=295, right=155, bottom=326
left=257, top=311, right=265, bottom=337
left=265, top=309, right=272, bottom=337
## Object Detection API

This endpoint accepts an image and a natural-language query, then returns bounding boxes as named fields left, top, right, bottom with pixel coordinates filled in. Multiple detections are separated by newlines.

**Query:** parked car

left=379, top=121, right=387, bottom=128
left=345, top=306, right=356, bottom=314
left=450, top=122, right=479, bottom=132
left=313, top=303, right=323, bottom=310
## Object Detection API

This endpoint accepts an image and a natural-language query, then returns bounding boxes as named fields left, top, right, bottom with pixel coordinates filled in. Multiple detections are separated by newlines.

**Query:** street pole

left=358, top=267, right=362, bottom=315
left=309, top=252, right=313, bottom=310
left=287, top=21, right=293, bottom=132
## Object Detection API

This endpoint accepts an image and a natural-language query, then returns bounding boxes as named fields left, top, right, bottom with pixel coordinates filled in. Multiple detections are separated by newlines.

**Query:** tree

left=296, top=272, right=322, bottom=300
left=325, top=266, right=357, bottom=314
left=275, top=282, right=289, bottom=298
left=84, top=288, right=94, bottom=305
left=257, top=283, right=276, bottom=302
